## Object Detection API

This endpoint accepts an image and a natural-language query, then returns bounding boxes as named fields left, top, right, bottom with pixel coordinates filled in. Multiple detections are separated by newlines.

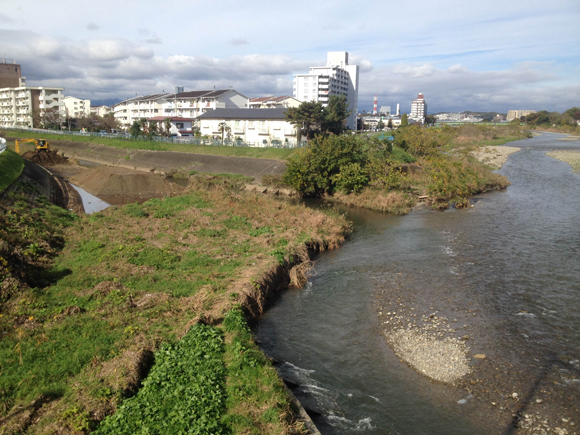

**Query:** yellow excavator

left=15, top=138, right=50, bottom=153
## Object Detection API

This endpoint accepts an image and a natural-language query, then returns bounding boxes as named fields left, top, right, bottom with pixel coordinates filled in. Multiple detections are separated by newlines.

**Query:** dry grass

left=329, top=189, right=414, bottom=214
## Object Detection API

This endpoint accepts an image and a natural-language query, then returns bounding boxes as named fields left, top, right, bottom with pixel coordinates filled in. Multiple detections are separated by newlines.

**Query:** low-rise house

left=196, top=108, right=298, bottom=147
left=249, top=96, right=301, bottom=109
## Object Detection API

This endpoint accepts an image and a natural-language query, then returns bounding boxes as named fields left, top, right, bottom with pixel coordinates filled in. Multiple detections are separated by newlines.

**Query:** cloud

left=145, top=37, right=163, bottom=44
left=87, top=22, right=99, bottom=31
left=360, top=62, right=577, bottom=113
left=391, top=64, right=436, bottom=78
left=229, top=38, right=249, bottom=46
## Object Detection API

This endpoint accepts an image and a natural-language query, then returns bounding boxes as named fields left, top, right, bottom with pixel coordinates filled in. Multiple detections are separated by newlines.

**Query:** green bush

left=283, top=134, right=369, bottom=196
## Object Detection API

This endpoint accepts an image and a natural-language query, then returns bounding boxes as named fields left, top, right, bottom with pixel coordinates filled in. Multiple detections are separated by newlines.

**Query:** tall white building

left=63, top=96, right=90, bottom=118
left=410, top=93, right=427, bottom=121
left=293, top=52, right=359, bottom=130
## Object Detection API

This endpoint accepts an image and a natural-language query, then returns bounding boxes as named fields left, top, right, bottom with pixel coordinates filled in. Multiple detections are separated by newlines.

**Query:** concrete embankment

left=38, top=139, right=287, bottom=182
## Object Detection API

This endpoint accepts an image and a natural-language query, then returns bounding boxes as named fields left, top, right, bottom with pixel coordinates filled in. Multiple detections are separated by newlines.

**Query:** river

left=255, top=132, right=580, bottom=434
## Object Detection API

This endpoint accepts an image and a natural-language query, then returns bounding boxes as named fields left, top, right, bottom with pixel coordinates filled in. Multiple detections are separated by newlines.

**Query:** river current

left=255, top=132, right=580, bottom=434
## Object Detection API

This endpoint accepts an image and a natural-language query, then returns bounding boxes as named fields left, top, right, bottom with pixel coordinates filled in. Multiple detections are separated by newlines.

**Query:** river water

left=255, top=132, right=580, bottom=434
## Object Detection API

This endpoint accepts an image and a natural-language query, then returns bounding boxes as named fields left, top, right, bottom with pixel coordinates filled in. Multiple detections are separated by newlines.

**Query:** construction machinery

left=15, top=138, right=50, bottom=153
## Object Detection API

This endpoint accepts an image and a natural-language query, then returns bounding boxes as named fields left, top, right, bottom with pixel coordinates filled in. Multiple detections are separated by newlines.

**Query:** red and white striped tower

left=373, top=94, right=378, bottom=115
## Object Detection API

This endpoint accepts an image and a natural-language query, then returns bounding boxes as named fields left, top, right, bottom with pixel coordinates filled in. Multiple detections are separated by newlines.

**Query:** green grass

left=94, top=324, right=228, bottom=435
left=2, top=130, right=296, bottom=161
left=0, top=148, right=25, bottom=192
left=0, top=185, right=349, bottom=432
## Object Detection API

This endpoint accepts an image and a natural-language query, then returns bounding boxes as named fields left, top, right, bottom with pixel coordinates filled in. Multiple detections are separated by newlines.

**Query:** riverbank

left=546, top=150, right=580, bottom=174
left=0, top=173, right=351, bottom=434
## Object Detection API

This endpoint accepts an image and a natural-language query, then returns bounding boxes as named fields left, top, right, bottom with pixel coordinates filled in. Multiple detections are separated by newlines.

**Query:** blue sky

left=1, top=0, right=578, bottom=113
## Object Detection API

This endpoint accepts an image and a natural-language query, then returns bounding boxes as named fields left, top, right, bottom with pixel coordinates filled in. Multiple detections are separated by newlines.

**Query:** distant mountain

left=91, top=98, right=122, bottom=107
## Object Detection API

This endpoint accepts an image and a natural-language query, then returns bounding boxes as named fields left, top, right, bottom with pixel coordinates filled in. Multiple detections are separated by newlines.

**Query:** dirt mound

left=22, top=150, right=68, bottom=166
left=69, top=166, right=184, bottom=202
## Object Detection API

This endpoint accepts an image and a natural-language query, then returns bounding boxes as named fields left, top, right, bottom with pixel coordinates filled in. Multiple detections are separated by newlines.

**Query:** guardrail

left=2, top=127, right=305, bottom=149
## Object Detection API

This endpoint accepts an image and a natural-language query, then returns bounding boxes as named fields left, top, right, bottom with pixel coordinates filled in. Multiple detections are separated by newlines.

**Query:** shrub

left=283, top=134, right=369, bottom=196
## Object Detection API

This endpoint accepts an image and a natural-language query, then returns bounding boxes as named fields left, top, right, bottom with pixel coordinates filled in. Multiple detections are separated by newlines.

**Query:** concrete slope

left=50, top=140, right=287, bottom=182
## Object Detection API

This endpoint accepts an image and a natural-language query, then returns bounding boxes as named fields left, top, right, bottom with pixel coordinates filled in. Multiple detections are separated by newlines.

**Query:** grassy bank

left=0, top=149, right=24, bottom=193
left=275, top=124, right=529, bottom=213
left=0, top=176, right=350, bottom=434
left=1, top=130, right=296, bottom=161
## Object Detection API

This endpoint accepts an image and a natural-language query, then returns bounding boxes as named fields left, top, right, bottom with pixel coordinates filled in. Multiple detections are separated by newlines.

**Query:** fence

left=2, top=127, right=304, bottom=149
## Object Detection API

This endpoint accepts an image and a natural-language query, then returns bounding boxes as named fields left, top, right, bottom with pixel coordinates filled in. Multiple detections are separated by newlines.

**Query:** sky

left=1, top=0, right=579, bottom=114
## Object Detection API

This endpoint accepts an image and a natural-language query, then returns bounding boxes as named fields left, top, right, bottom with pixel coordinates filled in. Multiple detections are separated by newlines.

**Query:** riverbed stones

left=385, top=327, right=470, bottom=384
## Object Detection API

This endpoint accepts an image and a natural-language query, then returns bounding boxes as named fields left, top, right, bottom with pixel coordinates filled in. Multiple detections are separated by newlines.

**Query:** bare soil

left=68, top=166, right=185, bottom=205
left=22, top=150, right=68, bottom=166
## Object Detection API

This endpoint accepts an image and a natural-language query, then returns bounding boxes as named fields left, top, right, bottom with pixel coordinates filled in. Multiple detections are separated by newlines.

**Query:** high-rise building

left=293, top=52, right=359, bottom=130
left=410, top=93, right=427, bottom=121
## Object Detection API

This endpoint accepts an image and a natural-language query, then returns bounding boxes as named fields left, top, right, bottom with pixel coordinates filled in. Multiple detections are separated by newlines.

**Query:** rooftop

left=197, top=108, right=287, bottom=120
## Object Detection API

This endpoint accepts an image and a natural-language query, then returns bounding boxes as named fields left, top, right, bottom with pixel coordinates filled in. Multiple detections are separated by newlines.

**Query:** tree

left=425, top=115, right=436, bottom=126
left=41, top=107, right=63, bottom=130
left=377, top=120, right=385, bottom=130
left=100, top=113, right=120, bottom=132
left=129, top=120, right=143, bottom=138
left=322, top=95, right=351, bottom=135
left=217, top=122, right=231, bottom=145
left=400, top=113, right=408, bottom=128
left=387, top=119, right=393, bottom=130
left=164, top=118, right=172, bottom=137
left=285, top=101, right=325, bottom=141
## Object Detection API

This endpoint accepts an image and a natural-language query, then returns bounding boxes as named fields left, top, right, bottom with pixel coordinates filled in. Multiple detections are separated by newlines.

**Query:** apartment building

left=0, top=86, right=64, bottom=128
left=63, top=96, right=91, bottom=118
left=91, top=105, right=112, bottom=117
left=0, top=60, right=23, bottom=88
left=507, top=110, right=536, bottom=121
left=410, top=93, right=427, bottom=121
left=249, top=96, right=301, bottom=109
left=113, top=89, right=249, bottom=129
left=197, top=108, right=297, bottom=146
left=0, top=60, right=65, bottom=128
left=293, top=52, right=359, bottom=130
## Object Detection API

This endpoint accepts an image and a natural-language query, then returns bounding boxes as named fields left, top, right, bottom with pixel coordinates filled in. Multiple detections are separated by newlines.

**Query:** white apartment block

left=63, top=96, right=91, bottom=118
left=293, top=52, right=359, bottom=130
left=249, top=96, right=301, bottom=109
left=506, top=110, right=536, bottom=121
left=0, top=86, right=64, bottom=128
left=91, top=105, right=112, bottom=117
left=410, top=93, right=427, bottom=121
left=113, top=89, right=249, bottom=129
left=197, top=108, right=298, bottom=146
